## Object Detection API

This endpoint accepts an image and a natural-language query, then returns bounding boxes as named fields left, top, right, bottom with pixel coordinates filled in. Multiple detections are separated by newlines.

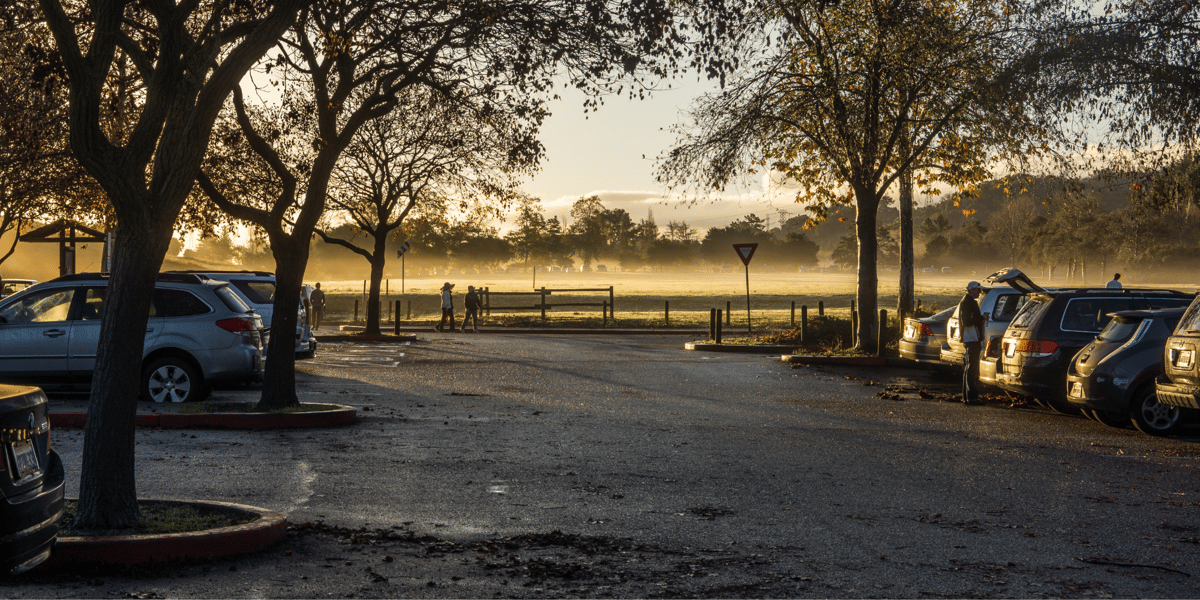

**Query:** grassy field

left=315, top=270, right=973, bottom=333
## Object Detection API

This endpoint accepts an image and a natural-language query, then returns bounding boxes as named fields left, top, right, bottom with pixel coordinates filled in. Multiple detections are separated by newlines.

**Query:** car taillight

left=1014, top=339, right=1059, bottom=357
left=216, top=318, right=254, bottom=333
left=919, top=324, right=933, bottom=336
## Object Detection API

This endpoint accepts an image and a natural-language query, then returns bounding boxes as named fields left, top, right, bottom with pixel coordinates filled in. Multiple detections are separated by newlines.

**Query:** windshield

left=1097, top=316, right=1141, bottom=343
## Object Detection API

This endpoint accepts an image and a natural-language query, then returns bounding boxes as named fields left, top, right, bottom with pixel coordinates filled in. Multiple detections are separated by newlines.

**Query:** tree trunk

left=257, top=236, right=308, bottom=411
left=75, top=222, right=172, bottom=529
left=854, top=188, right=880, bottom=352
left=897, top=152, right=915, bottom=316
left=364, top=234, right=387, bottom=336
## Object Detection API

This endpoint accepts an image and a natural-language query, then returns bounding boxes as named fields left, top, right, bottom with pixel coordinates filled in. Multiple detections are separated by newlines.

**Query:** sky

left=515, top=79, right=815, bottom=233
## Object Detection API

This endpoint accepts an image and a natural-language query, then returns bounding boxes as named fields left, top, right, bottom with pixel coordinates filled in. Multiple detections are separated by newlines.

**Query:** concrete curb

left=780, top=355, right=892, bottom=366
left=313, top=333, right=418, bottom=343
left=684, top=342, right=805, bottom=354
left=40, top=499, right=286, bottom=568
left=49, top=403, right=358, bottom=430
left=330, top=326, right=708, bottom=337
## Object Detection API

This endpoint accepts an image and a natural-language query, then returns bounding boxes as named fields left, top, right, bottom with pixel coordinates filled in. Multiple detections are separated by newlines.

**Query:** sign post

left=396, top=238, right=411, bottom=293
left=732, top=243, right=758, bottom=333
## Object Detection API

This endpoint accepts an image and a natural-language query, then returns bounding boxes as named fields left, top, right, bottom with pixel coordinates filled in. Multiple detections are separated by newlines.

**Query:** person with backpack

left=461, top=285, right=481, bottom=333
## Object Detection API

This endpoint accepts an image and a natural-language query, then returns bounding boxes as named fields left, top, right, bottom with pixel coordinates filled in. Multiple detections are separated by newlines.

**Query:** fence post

left=540, top=287, right=547, bottom=320
left=665, top=300, right=669, bottom=325
left=407, top=300, right=412, bottom=320
left=394, top=300, right=401, bottom=335
left=353, top=299, right=359, bottom=324
left=387, top=298, right=391, bottom=322
left=801, top=306, right=807, bottom=343
left=609, top=286, right=614, bottom=318
left=726, top=301, right=731, bottom=326
left=603, top=301, right=608, bottom=326
left=791, top=301, right=795, bottom=327
left=710, top=308, right=716, bottom=340
left=818, top=300, right=824, bottom=316
left=878, top=309, right=887, bottom=357
left=485, top=287, right=490, bottom=316
left=715, top=309, right=723, bottom=344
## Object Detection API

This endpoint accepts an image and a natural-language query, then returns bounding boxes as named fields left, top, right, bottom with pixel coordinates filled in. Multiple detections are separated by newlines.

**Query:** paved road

left=6, top=334, right=1200, bottom=598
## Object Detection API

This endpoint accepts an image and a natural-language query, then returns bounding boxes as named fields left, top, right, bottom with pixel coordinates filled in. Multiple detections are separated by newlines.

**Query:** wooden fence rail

left=482, top=286, right=614, bottom=320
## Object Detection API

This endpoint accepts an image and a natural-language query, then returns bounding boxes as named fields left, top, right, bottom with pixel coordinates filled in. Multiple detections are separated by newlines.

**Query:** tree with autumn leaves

left=660, top=0, right=1042, bottom=351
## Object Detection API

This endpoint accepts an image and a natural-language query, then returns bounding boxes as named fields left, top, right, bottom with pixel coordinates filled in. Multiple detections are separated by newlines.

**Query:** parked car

left=942, top=268, right=1044, bottom=368
left=169, top=271, right=316, bottom=358
left=0, top=279, right=35, bottom=299
left=1066, top=307, right=1187, bottom=435
left=898, top=307, right=955, bottom=364
left=994, top=287, right=1193, bottom=414
left=0, top=273, right=264, bottom=402
left=1155, top=294, right=1200, bottom=418
left=1, top=384, right=65, bottom=574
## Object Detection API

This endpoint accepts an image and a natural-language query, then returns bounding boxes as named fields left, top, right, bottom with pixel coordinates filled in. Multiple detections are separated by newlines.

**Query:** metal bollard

left=801, top=306, right=807, bottom=343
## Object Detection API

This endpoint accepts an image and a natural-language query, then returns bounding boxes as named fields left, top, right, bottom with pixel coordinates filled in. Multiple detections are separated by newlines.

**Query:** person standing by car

left=461, top=285, right=481, bottom=333
left=959, top=281, right=987, bottom=405
left=1107, top=273, right=1122, bottom=289
left=437, top=282, right=455, bottom=332
left=310, top=283, right=326, bottom=330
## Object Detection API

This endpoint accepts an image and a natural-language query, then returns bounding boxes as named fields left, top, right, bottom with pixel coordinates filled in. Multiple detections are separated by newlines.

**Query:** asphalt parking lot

left=5, top=334, right=1200, bottom=598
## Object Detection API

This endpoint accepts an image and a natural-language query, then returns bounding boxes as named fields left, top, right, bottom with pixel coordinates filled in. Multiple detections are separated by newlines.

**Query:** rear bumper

left=1156, top=376, right=1200, bottom=409
left=1065, top=374, right=1127, bottom=413
left=899, top=340, right=943, bottom=363
left=1, top=449, right=65, bottom=574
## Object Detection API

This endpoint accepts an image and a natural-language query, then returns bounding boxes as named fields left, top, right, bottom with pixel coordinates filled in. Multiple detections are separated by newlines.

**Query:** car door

left=0, top=286, right=77, bottom=376
left=67, top=286, right=162, bottom=374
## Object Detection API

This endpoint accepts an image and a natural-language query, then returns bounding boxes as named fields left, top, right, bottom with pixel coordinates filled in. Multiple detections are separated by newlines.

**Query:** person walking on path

left=461, top=285, right=481, bottom=333
left=437, top=282, right=456, bottom=332
left=1106, top=273, right=1122, bottom=289
left=959, top=281, right=987, bottom=405
left=310, top=283, right=326, bottom=330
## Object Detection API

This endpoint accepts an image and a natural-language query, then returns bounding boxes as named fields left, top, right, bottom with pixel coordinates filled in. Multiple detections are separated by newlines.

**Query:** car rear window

left=152, top=289, right=211, bottom=318
left=1097, top=316, right=1141, bottom=342
left=215, top=285, right=252, bottom=313
left=1178, top=297, right=1200, bottom=334
left=1144, top=297, right=1192, bottom=309
left=1010, top=296, right=1050, bottom=329
left=231, top=280, right=275, bottom=304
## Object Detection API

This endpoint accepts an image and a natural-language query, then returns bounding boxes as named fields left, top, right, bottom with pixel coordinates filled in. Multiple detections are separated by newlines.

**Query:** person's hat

left=966, top=281, right=983, bottom=291
left=442, top=282, right=454, bottom=290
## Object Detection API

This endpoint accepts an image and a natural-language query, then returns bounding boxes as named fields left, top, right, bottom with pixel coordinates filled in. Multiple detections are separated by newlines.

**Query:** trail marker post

left=732, top=243, right=758, bottom=333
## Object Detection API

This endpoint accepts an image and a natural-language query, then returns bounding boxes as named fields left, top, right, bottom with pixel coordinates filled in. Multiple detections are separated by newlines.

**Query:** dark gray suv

left=0, top=273, right=264, bottom=402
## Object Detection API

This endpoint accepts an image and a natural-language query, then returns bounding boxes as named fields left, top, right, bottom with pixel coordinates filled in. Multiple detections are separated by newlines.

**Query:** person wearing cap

left=959, top=281, right=987, bottom=405
left=436, top=282, right=456, bottom=332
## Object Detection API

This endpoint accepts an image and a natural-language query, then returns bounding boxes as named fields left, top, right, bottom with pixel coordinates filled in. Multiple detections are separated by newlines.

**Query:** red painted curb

left=781, top=355, right=889, bottom=366
left=50, top=404, right=357, bottom=430
left=39, top=499, right=287, bottom=568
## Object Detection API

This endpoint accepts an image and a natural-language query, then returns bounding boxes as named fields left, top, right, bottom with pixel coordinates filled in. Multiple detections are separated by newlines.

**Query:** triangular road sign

left=732, top=243, right=758, bottom=266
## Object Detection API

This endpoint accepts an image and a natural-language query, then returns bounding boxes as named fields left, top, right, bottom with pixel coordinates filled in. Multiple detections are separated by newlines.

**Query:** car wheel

left=1130, top=386, right=1181, bottom=436
left=142, top=357, right=205, bottom=403
left=1091, top=409, right=1132, bottom=429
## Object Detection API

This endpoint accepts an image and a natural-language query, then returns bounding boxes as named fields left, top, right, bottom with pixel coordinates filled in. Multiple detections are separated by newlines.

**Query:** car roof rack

left=45, top=272, right=208, bottom=285
left=165, top=270, right=275, bottom=277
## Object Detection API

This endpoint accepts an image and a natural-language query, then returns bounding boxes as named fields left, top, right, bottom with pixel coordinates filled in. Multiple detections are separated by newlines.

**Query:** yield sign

left=732, top=243, right=758, bottom=266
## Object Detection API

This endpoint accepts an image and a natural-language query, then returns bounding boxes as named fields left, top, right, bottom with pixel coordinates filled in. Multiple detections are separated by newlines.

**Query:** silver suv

left=0, top=273, right=264, bottom=402
left=169, top=271, right=317, bottom=358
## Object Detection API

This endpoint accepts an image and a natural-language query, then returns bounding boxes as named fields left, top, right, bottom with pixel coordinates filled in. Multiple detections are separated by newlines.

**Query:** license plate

left=1177, top=350, right=1193, bottom=368
left=1070, top=382, right=1083, bottom=398
left=904, top=325, right=916, bottom=339
left=11, top=439, right=39, bottom=479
